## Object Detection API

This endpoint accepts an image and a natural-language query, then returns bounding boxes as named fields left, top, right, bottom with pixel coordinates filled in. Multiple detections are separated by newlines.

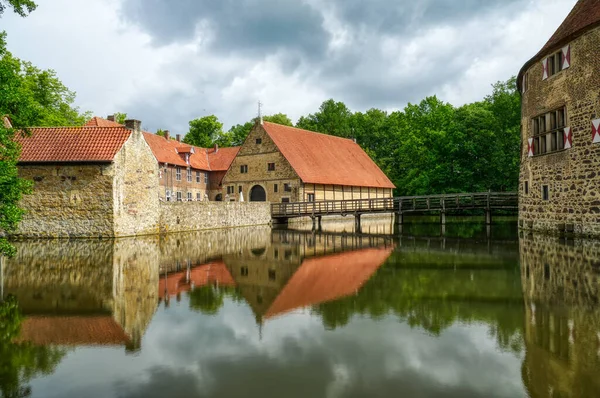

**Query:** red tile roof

left=208, top=146, right=241, bottom=171
left=17, top=126, right=132, bottom=163
left=159, top=261, right=236, bottom=299
left=18, top=316, right=130, bottom=346
left=143, top=131, right=239, bottom=171
left=262, top=122, right=395, bottom=189
left=85, top=116, right=124, bottom=127
left=264, top=247, right=393, bottom=319
left=518, top=0, right=600, bottom=89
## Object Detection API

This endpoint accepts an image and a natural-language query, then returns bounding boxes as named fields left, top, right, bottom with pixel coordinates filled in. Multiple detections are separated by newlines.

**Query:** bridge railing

left=271, top=192, right=517, bottom=218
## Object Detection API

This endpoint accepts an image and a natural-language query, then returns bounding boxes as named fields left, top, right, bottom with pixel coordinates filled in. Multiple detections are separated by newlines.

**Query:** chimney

left=164, top=130, right=170, bottom=140
left=214, top=143, right=219, bottom=153
left=107, top=115, right=116, bottom=122
left=176, top=134, right=181, bottom=142
left=352, top=138, right=357, bottom=143
left=124, top=119, right=141, bottom=133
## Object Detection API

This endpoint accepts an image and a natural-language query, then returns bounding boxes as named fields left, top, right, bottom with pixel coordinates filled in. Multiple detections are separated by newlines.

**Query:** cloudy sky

left=2, top=0, right=576, bottom=133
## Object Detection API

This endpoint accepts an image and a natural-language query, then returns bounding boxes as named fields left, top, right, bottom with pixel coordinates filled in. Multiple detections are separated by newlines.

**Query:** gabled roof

left=85, top=116, right=124, bottom=127
left=143, top=131, right=240, bottom=172
left=261, top=122, right=395, bottom=189
left=264, top=247, right=393, bottom=319
left=208, top=146, right=241, bottom=171
left=17, top=126, right=132, bottom=163
left=518, top=0, right=600, bottom=89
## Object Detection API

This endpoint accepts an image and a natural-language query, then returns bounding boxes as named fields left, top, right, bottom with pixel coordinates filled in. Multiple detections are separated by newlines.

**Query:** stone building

left=518, top=0, right=600, bottom=236
left=221, top=121, right=395, bottom=203
left=15, top=119, right=160, bottom=238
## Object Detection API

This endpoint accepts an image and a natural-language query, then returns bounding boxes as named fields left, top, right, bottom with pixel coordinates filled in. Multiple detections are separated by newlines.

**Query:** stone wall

left=113, top=130, right=160, bottom=237
left=15, top=163, right=115, bottom=238
left=158, top=201, right=271, bottom=234
left=519, top=26, right=600, bottom=236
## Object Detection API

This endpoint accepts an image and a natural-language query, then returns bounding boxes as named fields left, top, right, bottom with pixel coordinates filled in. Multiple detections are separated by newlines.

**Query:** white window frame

left=204, top=172, right=208, bottom=184
left=187, top=168, right=192, bottom=182
left=176, top=167, right=182, bottom=181
left=176, top=192, right=182, bottom=202
left=187, top=192, right=193, bottom=201
left=196, top=171, right=201, bottom=183
left=196, top=192, right=201, bottom=201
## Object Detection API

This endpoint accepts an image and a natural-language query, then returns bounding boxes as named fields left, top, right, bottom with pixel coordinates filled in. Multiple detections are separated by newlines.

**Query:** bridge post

left=440, top=197, right=446, bottom=226
left=486, top=191, right=492, bottom=225
left=317, top=216, right=322, bottom=231
left=395, top=199, right=403, bottom=225
left=355, top=213, right=362, bottom=232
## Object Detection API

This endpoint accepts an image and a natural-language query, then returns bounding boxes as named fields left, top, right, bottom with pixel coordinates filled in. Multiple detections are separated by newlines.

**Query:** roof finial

left=258, top=100, right=263, bottom=125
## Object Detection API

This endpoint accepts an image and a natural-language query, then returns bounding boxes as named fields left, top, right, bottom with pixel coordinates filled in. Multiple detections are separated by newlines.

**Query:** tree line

left=183, top=78, right=521, bottom=197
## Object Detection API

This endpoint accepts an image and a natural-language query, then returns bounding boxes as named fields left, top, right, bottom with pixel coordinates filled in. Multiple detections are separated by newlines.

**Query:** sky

left=1, top=0, right=577, bottom=133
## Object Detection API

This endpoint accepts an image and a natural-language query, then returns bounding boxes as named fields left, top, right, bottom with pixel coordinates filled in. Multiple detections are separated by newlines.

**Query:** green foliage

left=214, top=113, right=294, bottom=148
left=113, top=112, right=127, bottom=125
left=0, top=32, right=88, bottom=255
left=156, top=129, right=167, bottom=137
left=183, top=115, right=223, bottom=148
left=188, top=285, right=242, bottom=315
left=0, top=0, right=36, bottom=17
left=296, top=78, right=521, bottom=195
left=0, top=296, right=67, bottom=397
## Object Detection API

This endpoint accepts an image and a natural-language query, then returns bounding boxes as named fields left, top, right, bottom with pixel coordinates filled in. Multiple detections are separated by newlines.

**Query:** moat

left=1, top=218, right=600, bottom=398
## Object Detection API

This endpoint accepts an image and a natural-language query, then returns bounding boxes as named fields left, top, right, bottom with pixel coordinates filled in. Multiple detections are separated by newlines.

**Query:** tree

left=214, top=113, right=294, bottom=148
left=114, top=112, right=127, bottom=125
left=0, top=296, right=67, bottom=397
left=0, top=0, right=36, bottom=17
left=0, top=32, right=88, bottom=255
left=183, top=115, right=223, bottom=148
left=296, top=99, right=353, bottom=138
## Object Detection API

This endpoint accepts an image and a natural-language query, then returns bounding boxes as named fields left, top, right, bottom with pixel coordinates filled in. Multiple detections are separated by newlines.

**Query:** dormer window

left=185, top=153, right=190, bottom=164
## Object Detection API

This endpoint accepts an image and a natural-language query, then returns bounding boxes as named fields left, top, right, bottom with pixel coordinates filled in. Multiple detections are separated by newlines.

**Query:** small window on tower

left=268, top=163, right=275, bottom=171
left=542, top=185, right=549, bottom=201
left=256, top=138, right=262, bottom=145
left=240, top=165, right=248, bottom=174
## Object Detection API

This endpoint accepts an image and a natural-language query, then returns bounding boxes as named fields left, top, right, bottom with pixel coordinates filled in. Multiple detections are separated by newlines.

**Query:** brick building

left=222, top=121, right=395, bottom=203
left=142, top=131, right=239, bottom=202
left=518, top=0, right=600, bottom=236
left=15, top=119, right=159, bottom=238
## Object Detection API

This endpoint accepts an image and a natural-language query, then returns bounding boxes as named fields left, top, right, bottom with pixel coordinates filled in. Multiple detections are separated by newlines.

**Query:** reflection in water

left=520, top=234, right=600, bottom=398
left=2, top=222, right=600, bottom=397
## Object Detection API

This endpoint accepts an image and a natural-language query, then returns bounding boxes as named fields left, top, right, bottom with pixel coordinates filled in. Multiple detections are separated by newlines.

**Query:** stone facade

left=222, top=123, right=394, bottom=203
left=223, top=124, right=302, bottom=202
left=15, top=125, right=160, bottom=238
left=158, top=201, right=271, bottom=234
left=519, top=25, right=600, bottom=236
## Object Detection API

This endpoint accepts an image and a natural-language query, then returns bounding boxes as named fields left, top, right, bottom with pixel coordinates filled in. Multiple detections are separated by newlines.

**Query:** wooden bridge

left=271, top=192, right=518, bottom=230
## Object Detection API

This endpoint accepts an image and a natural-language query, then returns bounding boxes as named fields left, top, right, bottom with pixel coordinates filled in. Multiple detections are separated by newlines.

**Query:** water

left=1, top=218, right=599, bottom=398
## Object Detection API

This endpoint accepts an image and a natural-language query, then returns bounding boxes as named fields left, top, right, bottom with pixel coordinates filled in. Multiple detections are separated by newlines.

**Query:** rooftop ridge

left=262, top=121, right=357, bottom=142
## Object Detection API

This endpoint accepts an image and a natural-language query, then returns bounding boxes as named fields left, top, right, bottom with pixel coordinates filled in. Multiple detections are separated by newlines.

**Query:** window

left=307, top=193, right=315, bottom=202
left=240, top=165, right=248, bottom=174
left=268, top=269, right=276, bottom=281
left=204, top=172, right=208, bottom=184
left=524, top=181, right=529, bottom=195
left=187, top=168, right=192, bottom=182
left=187, top=192, right=192, bottom=201
left=542, top=185, right=549, bottom=201
left=176, top=167, right=182, bottom=181
left=532, top=107, right=566, bottom=155
left=159, top=170, right=163, bottom=179
left=176, top=192, right=182, bottom=202
left=274, top=184, right=278, bottom=193
left=166, top=190, right=172, bottom=202
left=256, top=138, right=262, bottom=144
left=547, top=51, right=564, bottom=78
left=268, top=163, right=275, bottom=171
left=284, top=183, right=292, bottom=192
left=196, top=171, right=201, bottom=183
left=238, top=186, right=243, bottom=193
left=227, top=186, right=234, bottom=194
left=281, top=198, right=290, bottom=203
left=241, top=266, right=249, bottom=277
left=197, top=192, right=201, bottom=201
left=522, top=71, right=529, bottom=94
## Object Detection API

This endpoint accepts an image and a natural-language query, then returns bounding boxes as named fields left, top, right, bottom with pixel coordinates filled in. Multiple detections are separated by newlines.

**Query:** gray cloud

left=120, top=0, right=328, bottom=59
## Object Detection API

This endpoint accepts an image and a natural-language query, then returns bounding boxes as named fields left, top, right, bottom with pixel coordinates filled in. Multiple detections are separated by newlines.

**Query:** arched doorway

left=215, top=193, right=223, bottom=202
left=249, top=185, right=266, bottom=202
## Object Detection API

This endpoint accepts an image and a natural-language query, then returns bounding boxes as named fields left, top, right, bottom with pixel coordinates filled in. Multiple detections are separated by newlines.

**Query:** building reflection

left=3, top=238, right=160, bottom=352
left=520, top=234, right=600, bottom=397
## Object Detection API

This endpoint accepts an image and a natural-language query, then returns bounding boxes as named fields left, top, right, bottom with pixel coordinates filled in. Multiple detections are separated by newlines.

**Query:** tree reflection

left=0, top=295, right=67, bottom=398
left=188, top=285, right=244, bottom=315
